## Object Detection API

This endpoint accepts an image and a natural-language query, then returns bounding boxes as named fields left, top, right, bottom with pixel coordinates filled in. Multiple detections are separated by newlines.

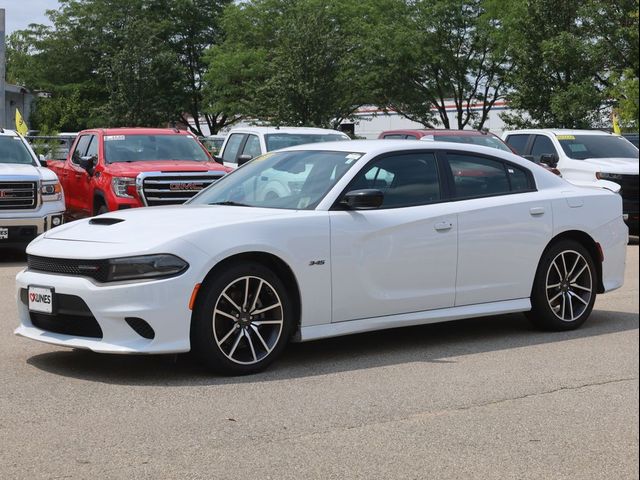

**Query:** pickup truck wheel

left=191, top=262, right=294, bottom=375
left=527, top=240, right=596, bottom=331
left=96, top=205, right=108, bottom=215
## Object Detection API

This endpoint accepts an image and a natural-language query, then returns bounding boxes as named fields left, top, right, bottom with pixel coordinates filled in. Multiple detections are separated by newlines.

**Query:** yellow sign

left=555, top=134, right=575, bottom=140
left=612, top=111, right=621, bottom=135
left=15, top=109, right=29, bottom=136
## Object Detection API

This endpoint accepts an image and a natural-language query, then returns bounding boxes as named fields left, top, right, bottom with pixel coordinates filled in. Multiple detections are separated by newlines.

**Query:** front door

left=329, top=151, right=458, bottom=322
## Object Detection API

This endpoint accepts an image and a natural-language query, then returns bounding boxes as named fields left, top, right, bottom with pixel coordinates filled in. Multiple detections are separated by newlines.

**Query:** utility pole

left=0, top=9, right=6, bottom=129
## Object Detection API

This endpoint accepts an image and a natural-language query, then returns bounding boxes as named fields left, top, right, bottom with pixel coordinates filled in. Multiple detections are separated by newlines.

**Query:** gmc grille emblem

left=0, top=190, right=14, bottom=198
left=170, top=183, right=204, bottom=191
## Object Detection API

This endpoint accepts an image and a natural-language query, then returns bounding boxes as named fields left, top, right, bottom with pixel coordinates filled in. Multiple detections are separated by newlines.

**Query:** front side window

left=0, top=136, right=35, bottom=165
left=189, top=150, right=361, bottom=210
left=103, top=134, right=209, bottom=163
left=530, top=135, right=557, bottom=162
left=557, top=134, right=639, bottom=160
left=222, top=133, right=246, bottom=163
left=85, top=135, right=98, bottom=158
left=347, top=153, right=441, bottom=208
left=448, top=154, right=511, bottom=198
left=264, top=133, right=348, bottom=151
left=242, top=135, right=262, bottom=158
left=71, top=135, right=92, bottom=164
left=505, top=134, right=530, bottom=154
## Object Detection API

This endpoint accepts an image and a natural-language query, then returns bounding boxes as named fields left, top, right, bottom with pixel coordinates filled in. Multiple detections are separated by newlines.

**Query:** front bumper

left=15, top=268, right=196, bottom=354
left=0, top=212, right=65, bottom=246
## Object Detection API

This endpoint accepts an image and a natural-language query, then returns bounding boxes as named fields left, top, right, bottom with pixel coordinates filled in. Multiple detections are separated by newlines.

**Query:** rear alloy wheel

left=528, top=240, right=597, bottom=330
left=191, top=262, right=294, bottom=374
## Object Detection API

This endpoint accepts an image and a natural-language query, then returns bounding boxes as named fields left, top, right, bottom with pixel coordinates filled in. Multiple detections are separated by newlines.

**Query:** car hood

left=580, top=157, right=639, bottom=174
left=41, top=205, right=292, bottom=247
left=104, top=160, right=229, bottom=175
left=0, top=163, right=41, bottom=179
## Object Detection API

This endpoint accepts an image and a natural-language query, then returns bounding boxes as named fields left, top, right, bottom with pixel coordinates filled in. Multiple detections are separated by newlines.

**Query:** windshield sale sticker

left=104, top=135, right=126, bottom=141
left=555, top=135, right=575, bottom=140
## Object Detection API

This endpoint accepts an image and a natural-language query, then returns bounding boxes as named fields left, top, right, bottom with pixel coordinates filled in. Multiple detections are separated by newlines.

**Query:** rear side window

left=222, top=134, right=246, bottom=163
left=447, top=153, right=533, bottom=199
left=505, top=134, right=529, bottom=154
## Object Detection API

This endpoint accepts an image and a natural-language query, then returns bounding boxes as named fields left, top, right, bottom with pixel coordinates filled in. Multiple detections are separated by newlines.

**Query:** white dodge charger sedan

left=15, top=140, right=627, bottom=374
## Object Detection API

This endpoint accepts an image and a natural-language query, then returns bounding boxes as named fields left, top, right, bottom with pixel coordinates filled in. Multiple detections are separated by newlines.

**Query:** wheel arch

left=192, top=251, right=302, bottom=335
left=93, top=190, right=107, bottom=214
left=543, top=230, right=604, bottom=293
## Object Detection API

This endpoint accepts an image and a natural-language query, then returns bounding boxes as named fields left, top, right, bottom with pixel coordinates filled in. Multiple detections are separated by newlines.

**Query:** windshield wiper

left=209, top=201, right=253, bottom=207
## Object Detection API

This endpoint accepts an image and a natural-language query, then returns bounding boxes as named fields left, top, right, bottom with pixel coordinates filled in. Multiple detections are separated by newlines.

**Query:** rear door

left=442, top=151, right=553, bottom=305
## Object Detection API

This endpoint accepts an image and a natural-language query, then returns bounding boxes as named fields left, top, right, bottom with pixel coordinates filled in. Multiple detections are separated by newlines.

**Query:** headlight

left=41, top=181, right=62, bottom=201
left=111, top=177, right=136, bottom=198
left=596, top=172, right=623, bottom=180
left=104, top=254, right=189, bottom=282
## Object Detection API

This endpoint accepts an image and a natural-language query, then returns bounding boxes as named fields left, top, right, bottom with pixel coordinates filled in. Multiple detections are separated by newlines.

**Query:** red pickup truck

left=47, top=128, right=230, bottom=219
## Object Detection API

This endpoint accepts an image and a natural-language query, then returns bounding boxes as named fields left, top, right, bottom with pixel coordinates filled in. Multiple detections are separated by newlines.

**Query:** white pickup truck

left=503, top=129, right=639, bottom=235
left=0, top=129, right=65, bottom=248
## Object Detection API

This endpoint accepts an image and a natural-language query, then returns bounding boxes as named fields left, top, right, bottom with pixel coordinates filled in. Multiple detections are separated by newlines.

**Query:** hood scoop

left=89, top=217, right=125, bottom=226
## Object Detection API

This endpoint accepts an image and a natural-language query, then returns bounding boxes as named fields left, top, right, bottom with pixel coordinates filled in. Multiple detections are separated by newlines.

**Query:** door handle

left=434, top=221, right=453, bottom=232
left=530, top=206, right=545, bottom=216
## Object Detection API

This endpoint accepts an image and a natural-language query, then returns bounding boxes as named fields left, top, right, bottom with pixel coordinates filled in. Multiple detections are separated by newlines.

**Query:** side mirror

left=539, top=153, right=559, bottom=168
left=38, top=154, right=48, bottom=167
left=340, top=189, right=384, bottom=210
left=78, top=155, right=98, bottom=175
left=237, top=154, right=253, bottom=166
left=212, top=155, right=223, bottom=164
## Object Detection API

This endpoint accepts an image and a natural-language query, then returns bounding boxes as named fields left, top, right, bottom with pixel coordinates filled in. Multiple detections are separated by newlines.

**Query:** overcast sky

left=1, top=0, right=61, bottom=35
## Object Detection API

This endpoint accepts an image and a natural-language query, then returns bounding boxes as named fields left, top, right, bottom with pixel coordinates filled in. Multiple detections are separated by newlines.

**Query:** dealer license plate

left=28, top=286, right=54, bottom=314
left=0, top=227, right=8, bottom=240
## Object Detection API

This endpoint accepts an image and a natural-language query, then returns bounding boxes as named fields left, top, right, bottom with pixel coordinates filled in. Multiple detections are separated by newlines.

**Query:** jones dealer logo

left=30, top=292, right=52, bottom=304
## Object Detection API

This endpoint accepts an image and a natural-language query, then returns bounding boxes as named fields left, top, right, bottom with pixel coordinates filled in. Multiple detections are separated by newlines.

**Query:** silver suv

left=0, top=129, right=66, bottom=248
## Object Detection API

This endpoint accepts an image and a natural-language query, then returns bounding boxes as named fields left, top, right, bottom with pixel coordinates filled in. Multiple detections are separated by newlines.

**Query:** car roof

left=503, top=128, right=613, bottom=136
left=226, top=126, right=348, bottom=135
left=79, top=127, right=193, bottom=136
left=381, top=129, right=489, bottom=137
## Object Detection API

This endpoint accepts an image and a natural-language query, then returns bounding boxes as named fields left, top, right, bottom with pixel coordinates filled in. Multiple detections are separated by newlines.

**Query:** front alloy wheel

left=191, top=262, right=294, bottom=374
left=528, top=240, right=597, bottom=330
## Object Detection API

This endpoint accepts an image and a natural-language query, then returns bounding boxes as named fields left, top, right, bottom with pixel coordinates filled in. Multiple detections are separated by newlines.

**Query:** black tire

left=190, top=261, right=294, bottom=375
left=96, top=204, right=108, bottom=215
left=527, top=239, right=597, bottom=331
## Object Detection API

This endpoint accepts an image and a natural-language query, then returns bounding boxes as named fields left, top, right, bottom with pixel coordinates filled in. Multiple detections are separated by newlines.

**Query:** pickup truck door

left=64, top=134, right=93, bottom=217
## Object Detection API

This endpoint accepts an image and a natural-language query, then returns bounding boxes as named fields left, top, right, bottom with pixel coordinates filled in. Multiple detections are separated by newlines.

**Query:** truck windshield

left=265, top=133, right=349, bottom=151
left=104, top=134, right=210, bottom=163
left=0, top=136, right=36, bottom=165
left=188, top=150, right=360, bottom=210
left=558, top=135, right=639, bottom=160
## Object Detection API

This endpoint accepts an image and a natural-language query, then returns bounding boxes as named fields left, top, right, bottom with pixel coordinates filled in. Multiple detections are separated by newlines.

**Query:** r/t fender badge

left=309, top=260, right=326, bottom=266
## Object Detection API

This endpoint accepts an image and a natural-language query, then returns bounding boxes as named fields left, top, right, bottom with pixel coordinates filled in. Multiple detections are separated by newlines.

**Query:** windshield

left=189, top=150, right=361, bottom=210
left=0, top=136, right=36, bottom=165
left=264, top=133, right=349, bottom=151
left=104, top=134, right=210, bottom=163
left=434, top=135, right=512, bottom=152
left=558, top=135, right=639, bottom=160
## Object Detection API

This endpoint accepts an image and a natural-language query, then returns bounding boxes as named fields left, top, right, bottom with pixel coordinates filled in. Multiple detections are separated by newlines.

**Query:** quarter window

left=349, top=153, right=440, bottom=208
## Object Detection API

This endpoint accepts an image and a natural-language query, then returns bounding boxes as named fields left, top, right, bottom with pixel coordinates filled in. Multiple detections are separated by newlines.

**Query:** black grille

left=141, top=174, right=224, bottom=206
left=613, top=174, right=639, bottom=214
left=20, top=289, right=103, bottom=338
left=27, top=255, right=110, bottom=282
left=0, top=181, right=37, bottom=210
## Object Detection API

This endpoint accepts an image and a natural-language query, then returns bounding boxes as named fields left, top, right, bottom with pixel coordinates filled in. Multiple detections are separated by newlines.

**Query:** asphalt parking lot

left=0, top=244, right=638, bottom=480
